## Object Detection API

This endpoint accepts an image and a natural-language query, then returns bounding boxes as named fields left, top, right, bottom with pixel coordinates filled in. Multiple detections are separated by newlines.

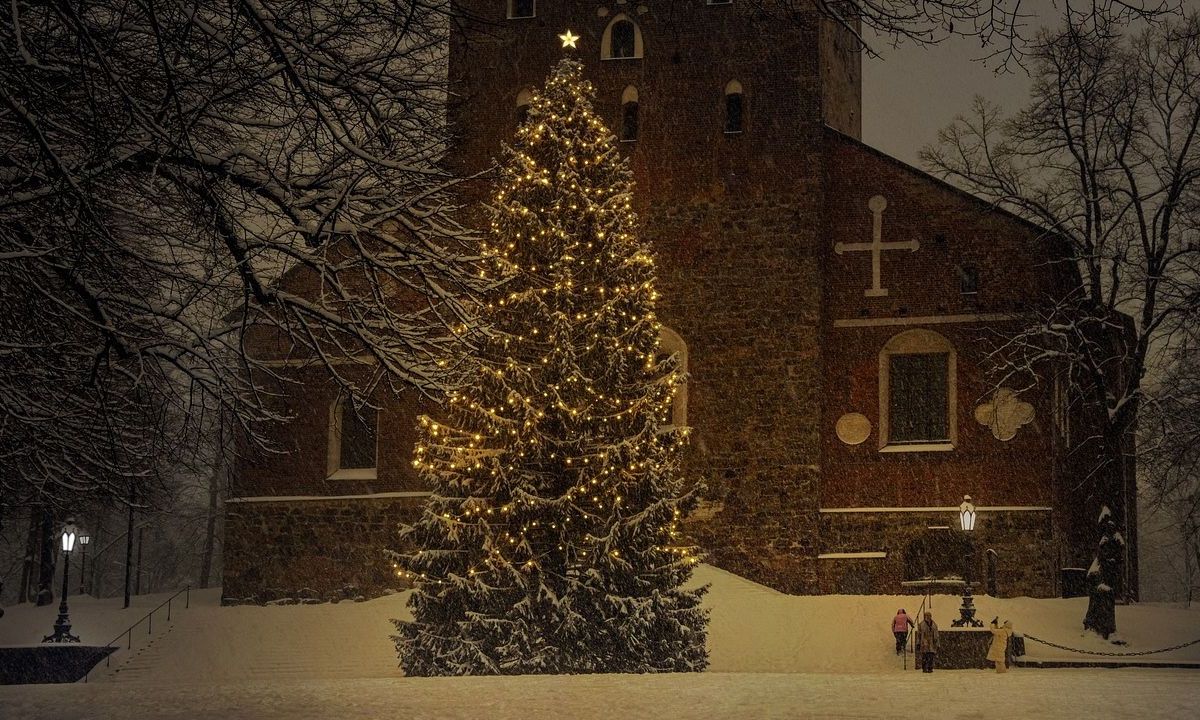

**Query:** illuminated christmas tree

left=391, top=55, right=708, bottom=676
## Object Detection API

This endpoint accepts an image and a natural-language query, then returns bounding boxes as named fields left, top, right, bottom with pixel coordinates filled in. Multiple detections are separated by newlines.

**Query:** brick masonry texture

left=818, top=510, right=1056, bottom=597
left=221, top=1, right=1133, bottom=602
left=222, top=496, right=424, bottom=604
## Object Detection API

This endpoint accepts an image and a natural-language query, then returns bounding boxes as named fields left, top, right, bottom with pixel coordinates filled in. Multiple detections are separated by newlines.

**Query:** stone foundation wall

left=221, top=495, right=427, bottom=604
left=817, top=509, right=1057, bottom=597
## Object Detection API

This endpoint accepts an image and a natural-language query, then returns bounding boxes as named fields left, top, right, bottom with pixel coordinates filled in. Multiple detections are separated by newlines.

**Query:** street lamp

left=78, top=533, right=91, bottom=596
left=951, top=496, right=984, bottom=628
left=42, top=520, right=82, bottom=643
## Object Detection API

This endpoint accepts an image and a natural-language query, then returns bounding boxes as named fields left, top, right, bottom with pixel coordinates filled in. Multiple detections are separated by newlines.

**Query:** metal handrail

left=85, top=585, right=191, bottom=681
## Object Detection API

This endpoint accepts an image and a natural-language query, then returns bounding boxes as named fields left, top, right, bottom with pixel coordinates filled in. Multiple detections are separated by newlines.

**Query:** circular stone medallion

left=836, top=413, right=872, bottom=445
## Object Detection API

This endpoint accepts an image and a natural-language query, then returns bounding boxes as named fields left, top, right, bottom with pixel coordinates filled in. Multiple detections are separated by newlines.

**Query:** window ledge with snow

left=327, top=468, right=378, bottom=481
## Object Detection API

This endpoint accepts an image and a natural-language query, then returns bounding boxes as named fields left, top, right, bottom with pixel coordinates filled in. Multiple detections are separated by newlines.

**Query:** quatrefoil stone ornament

left=974, top=388, right=1035, bottom=441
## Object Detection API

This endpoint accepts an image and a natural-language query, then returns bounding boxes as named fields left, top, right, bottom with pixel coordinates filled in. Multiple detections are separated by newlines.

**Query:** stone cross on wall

left=834, top=195, right=919, bottom=297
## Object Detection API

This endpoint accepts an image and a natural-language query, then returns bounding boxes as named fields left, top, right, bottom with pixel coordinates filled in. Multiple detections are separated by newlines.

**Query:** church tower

left=451, top=1, right=862, bottom=592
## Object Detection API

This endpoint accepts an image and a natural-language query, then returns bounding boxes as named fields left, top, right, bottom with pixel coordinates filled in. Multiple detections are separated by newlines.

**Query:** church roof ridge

left=821, top=125, right=1058, bottom=242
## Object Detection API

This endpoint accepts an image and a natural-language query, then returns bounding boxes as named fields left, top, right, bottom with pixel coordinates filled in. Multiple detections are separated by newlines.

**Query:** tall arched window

left=724, top=80, right=744, bottom=134
left=878, top=329, right=957, bottom=451
left=516, top=88, right=533, bottom=125
left=602, top=16, right=643, bottom=60
left=327, top=395, right=379, bottom=479
left=658, top=326, right=688, bottom=428
left=620, top=85, right=639, bottom=142
left=508, top=0, right=535, bottom=19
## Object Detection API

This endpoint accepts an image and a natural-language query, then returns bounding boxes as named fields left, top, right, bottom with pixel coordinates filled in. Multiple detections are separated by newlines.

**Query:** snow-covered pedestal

left=917, top=628, right=995, bottom=670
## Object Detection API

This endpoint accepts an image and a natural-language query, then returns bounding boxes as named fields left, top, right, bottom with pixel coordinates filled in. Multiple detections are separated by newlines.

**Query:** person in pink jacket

left=891, top=609, right=915, bottom=655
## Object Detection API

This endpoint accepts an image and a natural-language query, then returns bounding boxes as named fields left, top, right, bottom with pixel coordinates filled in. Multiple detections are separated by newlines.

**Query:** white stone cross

left=834, top=195, right=919, bottom=297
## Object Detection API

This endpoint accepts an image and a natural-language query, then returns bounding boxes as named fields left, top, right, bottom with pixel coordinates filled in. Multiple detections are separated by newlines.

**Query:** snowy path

left=3, top=564, right=1199, bottom=719
left=2, top=669, right=1198, bottom=719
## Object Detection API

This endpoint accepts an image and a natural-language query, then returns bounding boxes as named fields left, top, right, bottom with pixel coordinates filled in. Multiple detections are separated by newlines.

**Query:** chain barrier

left=1021, top=632, right=1200, bottom=657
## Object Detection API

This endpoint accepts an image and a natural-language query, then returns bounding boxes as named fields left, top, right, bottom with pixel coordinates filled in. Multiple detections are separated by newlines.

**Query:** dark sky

left=861, top=3, right=1198, bottom=168
left=862, top=33, right=1032, bottom=168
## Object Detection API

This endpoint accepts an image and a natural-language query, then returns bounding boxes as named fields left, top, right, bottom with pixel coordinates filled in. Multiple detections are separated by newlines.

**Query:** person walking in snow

left=891, top=609, right=914, bottom=655
left=915, top=611, right=939, bottom=673
left=987, top=618, right=1014, bottom=673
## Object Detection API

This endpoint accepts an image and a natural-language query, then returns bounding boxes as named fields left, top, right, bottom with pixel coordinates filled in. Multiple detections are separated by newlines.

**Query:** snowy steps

left=92, top=602, right=403, bottom=684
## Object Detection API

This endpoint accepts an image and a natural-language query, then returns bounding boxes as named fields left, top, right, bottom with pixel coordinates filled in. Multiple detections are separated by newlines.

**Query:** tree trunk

left=1083, top=428, right=1127, bottom=638
left=35, top=508, right=55, bottom=606
left=199, top=425, right=224, bottom=589
left=135, top=525, right=145, bottom=595
left=18, top=509, right=38, bottom=603
left=90, top=514, right=105, bottom=598
left=124, top=487, right=135, bottom=609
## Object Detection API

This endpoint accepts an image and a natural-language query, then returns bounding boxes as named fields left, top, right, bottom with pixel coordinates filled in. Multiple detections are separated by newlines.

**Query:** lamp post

left=951, top=496, right=984, bottom=628
left=78, top=533, right=91, bottom=596
left=42, top=520, right=82, bottom=643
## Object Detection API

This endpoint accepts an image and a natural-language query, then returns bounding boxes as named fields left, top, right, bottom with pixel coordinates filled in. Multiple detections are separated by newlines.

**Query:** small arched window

left=602, top=16, right=643, bottom=60
left=516, top=88, right=533, bottom=125
left=958, top=264, right=979, bottom=296
left=620, top=86, right=639, bottom=142
left=328, top=395, right=378, bottom=479
left=508, top=0, right=535, bottom=19
left=724, top=80, right=744, bottom=134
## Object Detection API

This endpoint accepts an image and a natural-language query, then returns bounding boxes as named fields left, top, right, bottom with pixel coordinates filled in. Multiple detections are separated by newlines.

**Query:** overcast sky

left=862, top=35, right=1033, bottom=168
left=861, top=2, right=1199, bottom=167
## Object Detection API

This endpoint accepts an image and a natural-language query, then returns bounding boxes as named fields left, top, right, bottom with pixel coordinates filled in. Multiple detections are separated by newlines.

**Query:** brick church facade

left=222, top=1, right=1137, bottom=603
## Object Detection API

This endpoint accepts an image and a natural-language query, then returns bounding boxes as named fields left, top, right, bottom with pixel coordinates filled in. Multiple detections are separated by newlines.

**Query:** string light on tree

left=389, top=55, right=708, bottom=676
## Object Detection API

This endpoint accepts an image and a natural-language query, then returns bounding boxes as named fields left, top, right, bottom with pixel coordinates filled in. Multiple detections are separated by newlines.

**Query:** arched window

left=516, top=88, right=533, bottom=125
left=508, top=0, right=535, bottom=19
left=602, top=16, right=643, bottom=60
left=658, top=326, right=688, bottom=428
left=620, top=85, right=639, bottom=142
left=724, top=80, right=744, bottom=134
left=878, top=329, right=956, bottom=451
left=327, top=395, right=378, bottom=479
left=958, top=264, right=979, bottom=296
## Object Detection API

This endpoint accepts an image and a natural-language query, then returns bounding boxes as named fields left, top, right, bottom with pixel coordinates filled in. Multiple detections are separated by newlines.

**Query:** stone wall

left=653, top=194, right=823, bottom=595
left=817, top=509, right=1057, bottom=597
left=221, top=495, right=426, bottom=604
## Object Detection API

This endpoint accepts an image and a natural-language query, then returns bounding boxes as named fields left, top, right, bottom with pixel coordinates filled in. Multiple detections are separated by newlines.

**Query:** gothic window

left=516, top=88, right=533, bottom=125
left=879, top=329, right=957, bottom=451
left=958, top=264, right=979, bottom=295
left=328, top=396, right=378, bottom=478
left=724, top=80, right=744, bottom=133
left=620, top=86, right=639, bottom=142
left=602, top=16, right=643, bottom=60
left=508, top=0, right=535, bottom=19
left=657, top=326, right=688, bottom=428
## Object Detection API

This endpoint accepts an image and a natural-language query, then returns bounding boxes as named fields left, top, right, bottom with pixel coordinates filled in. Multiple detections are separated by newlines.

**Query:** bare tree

left=735, top=0, right=1176, bottom=68
left=1, top=1, right=484, bottom=514
left=1142, top=336, right=1200, bottom=606
left=923, top=15, right=1200, bottom=636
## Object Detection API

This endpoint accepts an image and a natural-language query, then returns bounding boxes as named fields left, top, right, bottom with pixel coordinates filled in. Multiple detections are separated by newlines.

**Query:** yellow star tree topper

left=390, top=58, right=709, bottom=676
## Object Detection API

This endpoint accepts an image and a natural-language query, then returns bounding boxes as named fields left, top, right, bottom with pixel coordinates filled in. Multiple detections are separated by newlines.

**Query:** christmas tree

left=391, top=55, right=708, bottom=676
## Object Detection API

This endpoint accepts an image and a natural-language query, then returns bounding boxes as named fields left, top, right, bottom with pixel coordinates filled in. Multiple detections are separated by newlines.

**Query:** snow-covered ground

left=2, top=565, right=1199, bottom=718
left=4, top=670, right=1200, bottom=720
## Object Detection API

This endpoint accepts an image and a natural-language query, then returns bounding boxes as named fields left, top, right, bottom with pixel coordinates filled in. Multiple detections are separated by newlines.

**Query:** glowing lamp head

left=79, top=534, right=91, bottom=547
left=60, top=520, right=80, bottom=553
left=959, top=495, right=977, bottom=532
